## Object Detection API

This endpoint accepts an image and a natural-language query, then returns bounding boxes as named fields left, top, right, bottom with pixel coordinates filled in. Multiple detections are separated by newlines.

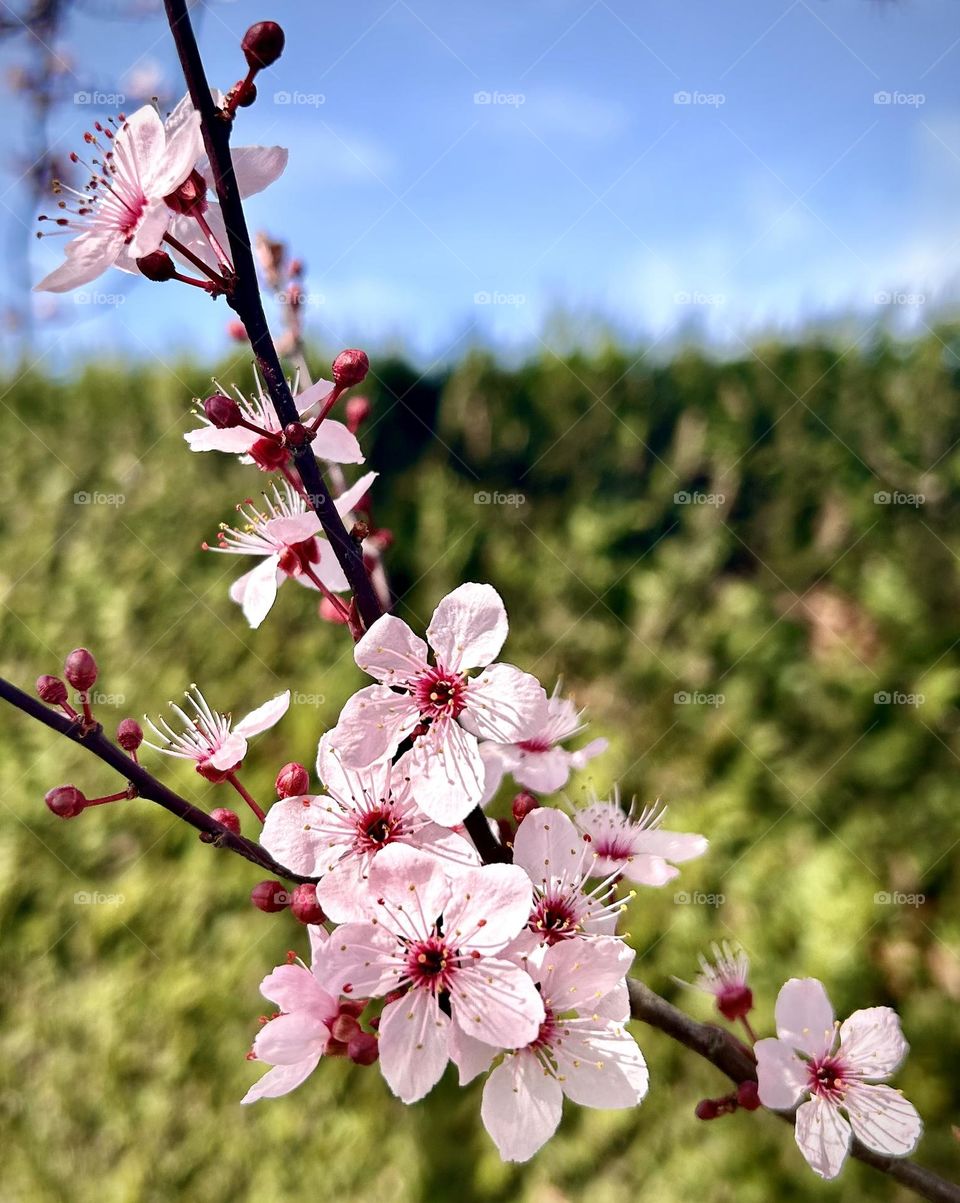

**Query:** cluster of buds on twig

left=223, top=22, right=286, bottom=119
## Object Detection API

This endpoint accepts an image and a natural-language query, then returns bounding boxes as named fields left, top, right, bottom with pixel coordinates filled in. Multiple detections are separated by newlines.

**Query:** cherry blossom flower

left=205, top=472, right=376, bottom=628
left=261, top=734, right=478, bottom=921
left=755, top=978, right=923, bottom=1180
left=472, top=938, right=649, bottom=1162
left=242, top=926, right=340, bottom=1103
left=185, top=374, right=363, bottom=468
left=683, top=941, right=753, bottom=1023
left=327, top=583, right=548, bottom=825
left=512, top=807, right=627, bottom=946
left=143, top=684, right=289, bottom=778
left=479, top=682, right=608, bottom=802
left=35, top=100, right=203, bottom=292
left=326, top=844, right=544, bottom=1104
left=573, top=791, right=707, bottom=886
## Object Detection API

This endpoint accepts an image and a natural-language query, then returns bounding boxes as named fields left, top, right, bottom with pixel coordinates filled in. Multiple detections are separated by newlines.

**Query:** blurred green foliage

left=1, top=329, right=959, bottom=1202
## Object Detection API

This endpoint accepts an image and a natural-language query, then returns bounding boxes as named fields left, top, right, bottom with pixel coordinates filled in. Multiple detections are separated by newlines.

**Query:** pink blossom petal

left=333, top=470, right=378, bottom=517
left=444, top=863, right=533, bottom=956
left=316, top=731, right=393, bottom=804
left=378, top=991, right=451, bottom=1104
left=268, top=513, right=322, bottom=546
left=461, top=664, right=548, bottom=744
left=242, top=1056, right=320, bottom=1103
left=556, top=1023, right=649, bottom=1109
left=755, top=1038, right=808, bottom=1110
left=184, top=426, right=256, bottom=453
left=259, top=963, right=336, bottom=1017
left=128, top=196, right=171, bottom=258
left=450, top=959, right=544, bottom=1048
left=621, top=854, right=679, bottom=887
left=354, top=615, right=429, bottom=684
left=316, top=855, right=374, bottom=923
left=206, top=732, right=248, bottom=771
left=427, top=582, right=509, bottom=671
left=148, top=107, right=203, bottom=196
left=513, top=808, right=593, bottom=886
left=569, top=736, right=609, bottom=770
left=405, top=720, right=485, bottom=825
left=238, top=556, right=281, bottom=629
left=367, top=843, right=451, bottom=924
left=253, top=1011, right=329, bottom=1066
left=839, top=1007, right=908, bottom=1078
left=120, top=104, right=166, bottom=184
left=293, top=378, right=333, bottom=415
left=775, top=978, right=836, bottom=1058
left=479, top=742, right=515, bottom=804
left=261, top=796, right=326, bottom=876
left=794, top=1096, right=851, bottom=1180
left=481, top=1053, right=563, bottom=1162
left=539, top=936, right=634, bottom=1004
left=312, top=419, right=364, bottom=465
left=235, top=690, right=290, bottom=737
left=228, top=145, right=288, bottom=198
left=448, top=1025, right=495, bottom=1085
left=330, top=685, right=420, bottom=767
left=635, top=829, right=708, bottom=863
left=512, top=746, right=575, bottom=794
left=843, top=1083, right=922, bottom=1156
left=325, top=921, right=404, bottom=996
left=34, top=229, right=125, bottom=293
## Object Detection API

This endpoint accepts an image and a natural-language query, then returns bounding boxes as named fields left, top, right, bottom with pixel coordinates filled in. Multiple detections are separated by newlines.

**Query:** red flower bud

left=695, top=1098, right=721, bottom=1121
left=345, top=395, right=371, bottom=434
left=204, top=393, right=243, bottom=429
left=250, top=437, right=289, bottom=471
left=136, top=250, right=177, bottom=281
left=227, top=319, right=248, bottom=342
left=275, top=762, right=309, bottom=798
left=283, top=421, right=314, bottom=447
left=241, top=21, right=285, bottom=69
left=290, top=882, right=326, bottom=925
left=116, top=718, right=143, bottom=752
left=347, top=1030, right=379, bottom=1066
left=64, top=648, right=98, bottom=692
left=45, top=784, right=86, bottom=818
left=319, top=596, right=350, bottom=625
left=330, top=1012, right=360, bottom=1043
left=36, top=674, right=67, bottom=705
left=716, top=984, right=753, bottom=1023
left=211, top=807, right=242, bottom=835
left=736, top=1081, right=761, bottom=1111
left=250, top=880, right=290, bottom=913
left=512, top=791, right=539, bottom=824
left=332, top=348, right=369, bottom=389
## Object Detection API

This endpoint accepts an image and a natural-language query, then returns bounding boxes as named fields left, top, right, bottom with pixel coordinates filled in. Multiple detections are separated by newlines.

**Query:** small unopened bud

left=348, top=1030, right=379, bottom=1066
left=234, top=79, right=257, bottom=107
left=512, top=791, right=539, bottom=824
left=275, top=762, right=309, bottom=798
left=163, top=168, right=208, bottom=216
left=241, top=20, right=285, bottom=69
left=36, top=674, right=67, bottom=705
left=736, top=1081, right=761, bottom=1111
left=136, top=250, right=177, bottom=281
left=695, top=1098, right=721, bottom=1121
left=211, top=807, right=242, bottom=834
left=345, top=395, right=371, bottom=434
left=716, top=984, right=754, bottom=1023
left=45, top=784, right=86, bottom=818
left=251, top=879, right=289, bottom=913
left=332, top=348, right=369, bottom=389
left=350, top=521, right=370, bottom=542
left=64, top=648, right=98, bottom=692
left=227, top=319, right=248, bottom=342
left=283, top=421, right=314, bottom=447
left=319, top=596, right=350, bottom=625
left=290, top=882, right=326, bottom=925
left=204, top=393, right=243, bottom=429
left=116, top=718, right=143, bottom=752
left=330, top=1012, right=360, bottom=1043
left=289, top=258, right=304, bottom=277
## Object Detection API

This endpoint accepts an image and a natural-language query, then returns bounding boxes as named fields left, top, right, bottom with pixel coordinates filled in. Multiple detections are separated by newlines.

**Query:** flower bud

left=163, top=168, right=207, bottom=216
left=227, top=319, right=247, bottom=342
left=250, top=879, right=289, bottom=913
left=716, top=984, right=753, bottom=1023
left=36, top=674, right=68, bottom=705
left=211, top=807, right=242, bottom=834
left=347, top=1030, right=379, bottom=1066
left=64, top=648, right=98, bottom=692
left=332, top=348, right=369, bottom=389
left=45, top=784, right=86, bottom=818
left=319, top=596, right=350, bottom=625
left=250, top=437, right=289, bottom=471
left=330, top=1012, right=360, bottom=1043
left=204, top=393, right=243, bottom=429
left=234, top=79, right=257, bottom=108
left=695, top=1098, right=721, bottom=1121
left=116, top=718, right=143, bottom=752
left=736, top=1081, right=761, bottom=1111
left=241, top=21, right=285, bottom=69
left=290, top=882, right=326, bottom=925
left=283, top=421, right=314, bottom=447
left=275, top=762, right=309, bottom=798
left=136, top=250, right=177, bottom=281
left=512, top=791, right=539, bottom=824
left=345, top=395, right=371, bottom=434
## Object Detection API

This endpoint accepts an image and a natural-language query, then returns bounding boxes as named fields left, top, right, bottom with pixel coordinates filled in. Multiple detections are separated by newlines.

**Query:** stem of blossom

left=299, top=562, right=352, bottom=624
left=225, top=771, right=266, bottom=822
left=739, top=1015, right=758, bottom=1045
left=626, top=980, right=960, bottom=1203
left=194, top=211, right=232, bottom=271
left=162, top=231, right=228, bottom=286
left=79, top=691, right=94, bottom=726
left=0, top=674, right=314, bottom=883
left=162, top=0, right=382, bottom=633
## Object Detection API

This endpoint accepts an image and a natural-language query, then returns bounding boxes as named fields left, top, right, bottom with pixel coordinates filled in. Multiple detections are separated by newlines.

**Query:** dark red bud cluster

left=250, top=879, right=290, bottom=913
left=695, top=1081, right=761, bottom=1121
left=290, top=883, right=325, bottom=925
left=512, top=791, right=539, bottom=824
left=241, top=21, right=285, bottom=69
left=137, top=250, right=177, bottom=282
left=36, top=674, right=68, bottom=705
left=211, top=807, right=242, bottom=834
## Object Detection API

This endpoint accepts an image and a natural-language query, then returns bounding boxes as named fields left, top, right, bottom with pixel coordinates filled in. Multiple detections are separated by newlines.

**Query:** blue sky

left=4, top=0, right=960, bottom=366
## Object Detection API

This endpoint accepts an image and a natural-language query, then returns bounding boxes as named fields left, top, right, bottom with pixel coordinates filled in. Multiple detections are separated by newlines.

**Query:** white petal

left=557, top=1022, right=649, bottom=1109
left=148, top=105, right=203, bottom=196
left=513, top=808, right=593, bottom=887
left=538, top=936, right=634, bottom=1007
left=316, top=855, right=375, bottom=923
left=794, top=1096, right=851, bottom=1180
left=238, top=556, right=281, bottom=629
left=775, top=978, right=836, bottom=1057
left=312, top=419, right=364, bottom=464
left=229, top=144, right=288, bottom=198
left=448, top=1025, right=495, bottom=1085
left=755, top=1038, right=808, bottom=1110
left=462, top=664, right=548, bottom=744
left=184, top=426, right=256, bottom=453
left=128, top=197, right=171, bottom=258
left=34, top=230, right=124, bottom=293
left=444, top=863, right=533, bottom=955
left=839, top=1007, right=908, bottom=1078
left=234, top=690, right=290, bottom=737
left=334, top=470, right=378, bottom=517
left=354, top=614, right=428, bottom=683
left=450, top=959, right=544, bottom=1049
left=405, top=721, right=485, bottom=825
left=427, top=582, right=509, bottom=672
left=512, top=747, right=575, bottom=794
left=241, top=1056, right=320, bottom=1103
left=843, top=1083, right=922, bottom=1157
left=329, top=685, right=419, bottom=767
left=260, top=796, right=326, bottom=877
left=378, top=992, right=450, bottom=1104
left=481, top=1053, right=563, bottom=1162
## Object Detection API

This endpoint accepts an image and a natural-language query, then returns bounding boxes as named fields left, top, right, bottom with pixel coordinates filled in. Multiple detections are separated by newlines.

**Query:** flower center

left=355, top=804, right=401, bottom=853
left=591, top=833, right=635, bottom=862
left=808, top=1055, right=849, bottom=1103
left=406, top=936, right=454, bottom=992
left=517, top=736, right=551, bottom=753
left=413, top=668, right=466, bottom=720
left=529, top=892, right=581, bottom=944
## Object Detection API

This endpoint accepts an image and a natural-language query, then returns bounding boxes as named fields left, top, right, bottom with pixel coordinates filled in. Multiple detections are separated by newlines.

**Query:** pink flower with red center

left=479, top=682, right=608, bottom=802
left=327, top=583, right=549, bottom=825
left=205, top=472, right=376, bottom=628
left=447, top=937, right=648, bottom=1162
left=573, top=790, right=707, bottom=886
left=685, top=940, right=753, bottom=1022
left=755, top=978, right=923, bottom=1180
left=142, top=684, right=289, bottom=777
left=185, top=374, right=363, bottom=468
left=512, top=808, right=627, bottom=947
left=261, top=734, right=478, bottom=922
left=326, top=844, right=544, bottom=1103
left=35, top=99, right=203, bottom=292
